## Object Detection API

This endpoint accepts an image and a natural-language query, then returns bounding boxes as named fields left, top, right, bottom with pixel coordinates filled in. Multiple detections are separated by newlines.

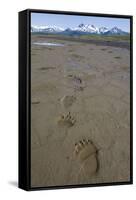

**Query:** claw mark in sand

left=57, top=112, right=76, bottom=128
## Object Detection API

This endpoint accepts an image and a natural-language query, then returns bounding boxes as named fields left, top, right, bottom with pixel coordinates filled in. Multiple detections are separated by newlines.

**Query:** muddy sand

left=31, top=35, right=130, bottom=187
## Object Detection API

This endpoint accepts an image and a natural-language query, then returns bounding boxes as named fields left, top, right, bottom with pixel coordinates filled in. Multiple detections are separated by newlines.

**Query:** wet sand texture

left=31, top=35, right=130, bottom=187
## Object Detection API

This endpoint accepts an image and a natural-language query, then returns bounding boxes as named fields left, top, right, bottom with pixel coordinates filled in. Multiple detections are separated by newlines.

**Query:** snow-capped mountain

left=74, top=23, right=99, bottom=34
left=104, top=26, right=127, bottom=35
left=99, top=26, right=109, bottom=34
left=31, top=25, right=64, bottom=33
left=31, top=24, right=128, bottom=35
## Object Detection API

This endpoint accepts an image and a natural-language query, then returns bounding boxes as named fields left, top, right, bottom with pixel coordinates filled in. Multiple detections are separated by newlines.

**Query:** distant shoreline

left=31, top=34, right=130, bottom=50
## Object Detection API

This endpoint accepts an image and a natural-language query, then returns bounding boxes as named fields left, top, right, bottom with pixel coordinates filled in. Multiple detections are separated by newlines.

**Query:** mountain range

left=31, top=23, right=129, bottom=36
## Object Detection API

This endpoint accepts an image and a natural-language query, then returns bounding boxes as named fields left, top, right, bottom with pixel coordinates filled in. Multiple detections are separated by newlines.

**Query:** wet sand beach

left=31, top=34, right=130, bottom=187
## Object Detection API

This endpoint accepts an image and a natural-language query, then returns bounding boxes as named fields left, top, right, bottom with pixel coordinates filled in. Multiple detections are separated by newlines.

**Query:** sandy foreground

left=31, top=35, right=130, bottom=187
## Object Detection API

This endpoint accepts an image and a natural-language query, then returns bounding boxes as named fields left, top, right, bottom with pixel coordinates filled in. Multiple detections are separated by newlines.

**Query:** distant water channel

left=33, top=42, right=65, bottom=47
